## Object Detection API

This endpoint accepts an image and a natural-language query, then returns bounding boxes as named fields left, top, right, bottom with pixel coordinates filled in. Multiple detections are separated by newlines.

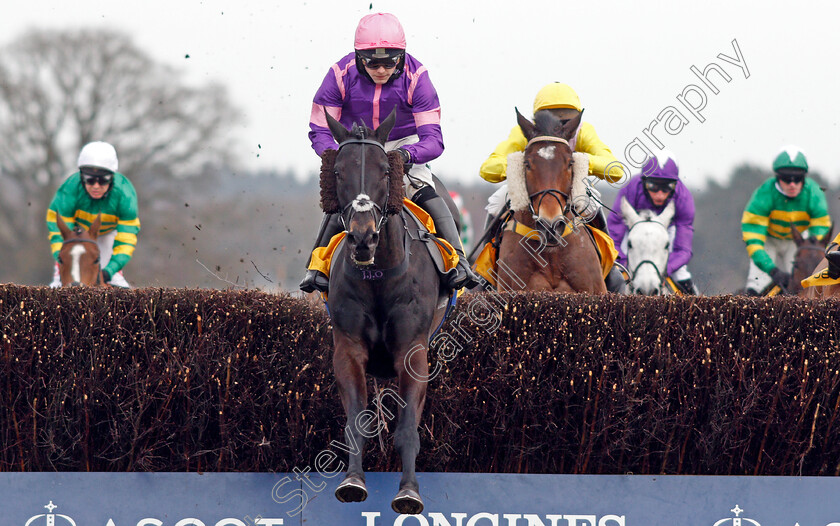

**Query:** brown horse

left=56, top=214, right=104, bottom=286
left=320, top=109, right=448, bottom=514
left=790, top=225, right=832, bottom=295
left=495, top=108, right=606, bottom=293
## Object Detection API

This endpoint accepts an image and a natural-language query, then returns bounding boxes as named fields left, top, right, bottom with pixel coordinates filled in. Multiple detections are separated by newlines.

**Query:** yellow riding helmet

left=533, top=83, right=582, bottom=113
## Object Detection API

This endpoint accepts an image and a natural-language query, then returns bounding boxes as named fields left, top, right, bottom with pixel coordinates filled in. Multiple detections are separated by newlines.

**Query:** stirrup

left=300, top=269, right=329, bottom=293
left=446, top=261, right=480, bottom=290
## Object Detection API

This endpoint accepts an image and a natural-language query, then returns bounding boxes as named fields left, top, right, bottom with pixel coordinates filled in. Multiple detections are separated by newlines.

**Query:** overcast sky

left=4, top=1, right=840, bottom=190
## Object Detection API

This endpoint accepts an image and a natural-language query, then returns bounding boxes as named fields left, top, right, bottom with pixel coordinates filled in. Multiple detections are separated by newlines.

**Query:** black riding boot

left=827, top=244, right=840, bottom=280
left=412, top=186, right=480, bottom=290
left=590, top=208, right=624, bottom=292
left=605, top=266, right=628, bottom=293
left=675, top=278, right=698, bottom=295
left=299, top=213, right=343, bottom=293
left=588, top=207, right=609, bottom=233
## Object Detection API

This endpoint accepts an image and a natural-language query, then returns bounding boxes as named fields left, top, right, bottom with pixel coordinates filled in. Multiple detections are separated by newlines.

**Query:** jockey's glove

left=102, top=269, right=111, bottom=283
left=769, top=267, right=791, bottom=289
left=396, top=148, right=413, bottom=170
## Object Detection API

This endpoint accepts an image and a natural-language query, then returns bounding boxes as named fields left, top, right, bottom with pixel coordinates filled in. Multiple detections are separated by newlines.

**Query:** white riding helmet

left=78, top=141, right=119, bottom=173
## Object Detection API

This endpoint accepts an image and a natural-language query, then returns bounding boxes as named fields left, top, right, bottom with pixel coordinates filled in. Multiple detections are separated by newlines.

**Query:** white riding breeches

left=385, top=134, right=434, bottom=200
left=745, top=236, right=796, bottom=292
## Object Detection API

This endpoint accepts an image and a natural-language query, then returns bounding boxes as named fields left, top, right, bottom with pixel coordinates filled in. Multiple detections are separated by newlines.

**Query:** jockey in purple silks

left=607, top=151, right=698, bottom=294
left=300, top=12, right=478, bottom=294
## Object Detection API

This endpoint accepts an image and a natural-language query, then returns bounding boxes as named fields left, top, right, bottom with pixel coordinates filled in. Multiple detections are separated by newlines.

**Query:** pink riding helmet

left=354, top=13, right=407, bottom=50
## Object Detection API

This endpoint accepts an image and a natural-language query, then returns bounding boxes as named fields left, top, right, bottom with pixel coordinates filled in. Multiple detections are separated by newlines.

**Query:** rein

left=60, top=237, right=103, bottom=286
left=335, top=135, right=409, bottom=280
left=794, top=243, right=826, bottom=259
left=521, top=135, right=575, bottom=243
left=626, top=218, right=669, bottom=292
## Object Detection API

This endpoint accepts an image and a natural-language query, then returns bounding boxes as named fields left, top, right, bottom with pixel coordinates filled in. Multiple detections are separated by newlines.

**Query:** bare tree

left=0, top=29, right=241, bottom=283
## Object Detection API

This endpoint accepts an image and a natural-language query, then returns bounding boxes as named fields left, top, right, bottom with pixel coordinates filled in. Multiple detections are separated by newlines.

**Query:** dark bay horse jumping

left=56, top=214, right=104, bottom=286
left=320, top=110, right=448, bottom=514
left=496, top=108, right=607, bottom=293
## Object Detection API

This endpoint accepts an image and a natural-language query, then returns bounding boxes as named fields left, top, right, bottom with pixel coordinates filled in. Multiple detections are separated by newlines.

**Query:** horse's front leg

left=332, top=331, right=370, bottom=503
left=390, top=339, right=429, bottom=515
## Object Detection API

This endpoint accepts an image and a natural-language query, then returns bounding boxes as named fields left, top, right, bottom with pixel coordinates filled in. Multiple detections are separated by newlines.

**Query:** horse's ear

left=56, top=214, right=72, bottom=239
left=88, top=214, right=102, bottom=239
left=620, top=196, right=641, bottom=226
left=516, top=107, right=537, bottom=141
left=375, top=108, right=397, bottom=144
left=790, top=223, right=804, bottom=245
left=561, top=109, right=584, bottom=141
left=325, top=109, right=349, bottom=144
left=658, top=200, right=676, bottom=226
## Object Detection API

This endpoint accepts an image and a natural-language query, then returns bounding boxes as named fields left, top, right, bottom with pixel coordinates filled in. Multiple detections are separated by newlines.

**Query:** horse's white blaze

left=69, top=244, right=85, bottom=283
left=537, top=145, right=555, bottom=160
left=352, top=193, right=374, bottom=212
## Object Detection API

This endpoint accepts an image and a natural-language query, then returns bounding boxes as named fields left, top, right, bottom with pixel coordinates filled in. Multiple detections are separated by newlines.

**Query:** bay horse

left=790, top=225, right=831, bottom=296
left=496, top=108, right=606, bottom=293
left=792, top=225, right=838, bottom=298
left=56, top=214, right=105, bottom=286
left=320, top=109, right=448, bottom=514
left=756, top=225, right=832, bottom=297
left=620, top=197, right=676, bottom=295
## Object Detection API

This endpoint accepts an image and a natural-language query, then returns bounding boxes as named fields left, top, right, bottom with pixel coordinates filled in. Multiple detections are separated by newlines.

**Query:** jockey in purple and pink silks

left=300, top=12, right=478, bottom=294
left=607, top=151, right=699, bottom=294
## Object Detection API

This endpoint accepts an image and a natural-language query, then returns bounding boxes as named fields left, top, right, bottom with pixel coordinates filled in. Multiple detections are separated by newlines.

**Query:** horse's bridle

left=521, top=135, right=575, bottom=246
left=60, top=236, right=103, bottom=286
left=625, top=218, right=669, bottom=293
left=794, top=242, right=825, bottom=260
left=335, top=135, right=391, bottom=235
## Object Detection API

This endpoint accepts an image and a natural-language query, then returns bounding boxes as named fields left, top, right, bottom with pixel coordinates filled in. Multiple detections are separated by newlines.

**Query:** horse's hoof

left=335, top=476, right=367, bottom=503
left=392, top=488, right=424, bottom=515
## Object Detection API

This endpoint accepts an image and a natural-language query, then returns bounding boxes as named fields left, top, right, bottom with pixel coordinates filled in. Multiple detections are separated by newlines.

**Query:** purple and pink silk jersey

left=309, top=52, right=443, bottom=164
left=607, top=175, right=696, bottom=276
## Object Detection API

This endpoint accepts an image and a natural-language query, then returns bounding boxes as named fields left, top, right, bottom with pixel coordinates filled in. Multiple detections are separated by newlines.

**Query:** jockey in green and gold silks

left=741, top=145, right=830, bottom=294
left=46, top=141, right=140, bottom=288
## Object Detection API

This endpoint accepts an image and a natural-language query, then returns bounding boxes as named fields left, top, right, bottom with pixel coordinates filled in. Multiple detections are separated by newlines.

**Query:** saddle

left=307, top=199, right=459, bottom=283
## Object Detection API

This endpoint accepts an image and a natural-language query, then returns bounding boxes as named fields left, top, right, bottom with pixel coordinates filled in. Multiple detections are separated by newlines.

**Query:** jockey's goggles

left=357, top=50, right=401, bottom=69
left=80, top=167, right=114, bottom=186
left=644, top=179, right=677, bottom=193
left=777, top=173, right=805, bottom=184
